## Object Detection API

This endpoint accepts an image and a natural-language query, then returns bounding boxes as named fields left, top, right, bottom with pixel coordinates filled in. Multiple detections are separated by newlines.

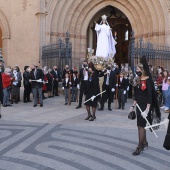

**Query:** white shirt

left=65, top=78, right=69, bottom=86
left=13, top=72, right=18, bottom=85
left=106, top=70, right=111, bottom=85
left=83, top=69, right=88, bottom=80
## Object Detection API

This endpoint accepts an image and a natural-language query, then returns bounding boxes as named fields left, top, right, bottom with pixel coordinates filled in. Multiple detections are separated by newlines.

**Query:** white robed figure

left=95, top=14, right=117, bottom=58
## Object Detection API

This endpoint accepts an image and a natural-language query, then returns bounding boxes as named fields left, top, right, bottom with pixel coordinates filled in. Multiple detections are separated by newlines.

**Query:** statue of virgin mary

left=95, top=15, right=117, bottom=58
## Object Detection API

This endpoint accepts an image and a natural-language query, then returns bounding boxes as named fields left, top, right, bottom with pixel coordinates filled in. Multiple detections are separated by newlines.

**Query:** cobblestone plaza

left=0, top=94, right=169, bottom=170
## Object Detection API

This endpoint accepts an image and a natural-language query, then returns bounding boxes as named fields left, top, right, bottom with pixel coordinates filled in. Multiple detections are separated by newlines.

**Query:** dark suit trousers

left=118, top=89, right=125, bottom=109
left=101, top=85, right=112, bottom=109
left=24, top=85, right=31, bottom=101
left=79, top=81, right=88, bottom=106
left=53, top=80, right=59, bottom=96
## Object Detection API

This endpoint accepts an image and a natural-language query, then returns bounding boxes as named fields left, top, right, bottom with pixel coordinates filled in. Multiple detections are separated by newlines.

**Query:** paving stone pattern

left=0, top=94, right=170, bottom=170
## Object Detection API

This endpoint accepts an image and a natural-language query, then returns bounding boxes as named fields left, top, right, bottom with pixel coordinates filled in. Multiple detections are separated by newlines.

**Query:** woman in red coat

left=2, top=68, right=14, bottom=107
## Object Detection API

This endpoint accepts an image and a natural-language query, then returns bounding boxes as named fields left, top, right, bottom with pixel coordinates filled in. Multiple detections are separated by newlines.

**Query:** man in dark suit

left=111, top=63, right=120, bottom=102
left=99, top=65, right=116, bottom=111
left=76, top=60, right=88, bottom=109
left=23, top=66, right=32, bottom=103
left=29, top=65, right=44, bottom=107
left=51, top=66, right=60, bottom=96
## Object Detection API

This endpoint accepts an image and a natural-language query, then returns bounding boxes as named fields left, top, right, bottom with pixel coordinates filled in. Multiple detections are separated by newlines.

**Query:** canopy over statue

left=95, top=14, right=117, bottom=58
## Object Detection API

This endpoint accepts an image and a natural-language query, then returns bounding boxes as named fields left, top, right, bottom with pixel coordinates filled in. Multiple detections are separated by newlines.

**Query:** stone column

left=36, top=0, right=47, bottom=67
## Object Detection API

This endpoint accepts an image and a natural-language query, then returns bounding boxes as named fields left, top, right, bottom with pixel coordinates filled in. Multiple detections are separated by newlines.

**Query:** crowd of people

left=0, top=64, right=62, bottom=107
left=0, top=59, right=169, bottom=154
left=0, top=61, right=169, bottom=111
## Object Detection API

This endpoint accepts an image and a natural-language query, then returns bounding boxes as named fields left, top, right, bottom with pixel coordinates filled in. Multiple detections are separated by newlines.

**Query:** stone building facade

left=0, top=0, right=170, bottom=71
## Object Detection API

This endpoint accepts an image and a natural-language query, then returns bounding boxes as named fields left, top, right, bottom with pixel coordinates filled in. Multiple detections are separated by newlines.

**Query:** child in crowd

left=71, top=73, right=79, bottom=102
left=117, top=71, right=127, bottom=110
left=124, top=73, right=129, bottom=103
left=62, top=73, right=71, bottom=105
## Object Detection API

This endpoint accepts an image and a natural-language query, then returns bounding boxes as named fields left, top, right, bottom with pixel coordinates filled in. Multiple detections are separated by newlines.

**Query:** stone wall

left=0, top=0, right=41, bottom=71
left=0, top=0, right=170, bottom=70
left=45, top=0, right=170, bottom=69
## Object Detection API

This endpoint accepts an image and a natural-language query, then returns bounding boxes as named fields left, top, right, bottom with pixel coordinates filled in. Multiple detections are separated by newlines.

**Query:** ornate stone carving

left=46, top=32, right=86, bottom=39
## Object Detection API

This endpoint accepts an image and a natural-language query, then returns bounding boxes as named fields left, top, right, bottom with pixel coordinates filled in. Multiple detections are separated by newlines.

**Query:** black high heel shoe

left=89, top=116, right=96, bottom=121
left=132, top=147, right=143, bottom=156
left=0, top=114, right=1, bottom=118
left=85, top=115, right=92, bottom=120
left=143, top=142, right=148, bottom=149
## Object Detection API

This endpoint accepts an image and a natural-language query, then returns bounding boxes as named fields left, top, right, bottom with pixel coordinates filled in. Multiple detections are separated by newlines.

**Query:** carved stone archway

left=0, top=8, right=10, bottom=64
left=46, top=0, right=167, bottom=68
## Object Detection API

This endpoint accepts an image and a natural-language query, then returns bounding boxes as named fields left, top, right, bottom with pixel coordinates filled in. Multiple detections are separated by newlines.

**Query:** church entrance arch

left=0, top=9, right=10, bottom=64
left=87, top=6, right=132, bottom=65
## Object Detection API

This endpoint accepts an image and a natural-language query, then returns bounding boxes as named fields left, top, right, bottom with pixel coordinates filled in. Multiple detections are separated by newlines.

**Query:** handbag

left=128, top=111, right=136, bottom=120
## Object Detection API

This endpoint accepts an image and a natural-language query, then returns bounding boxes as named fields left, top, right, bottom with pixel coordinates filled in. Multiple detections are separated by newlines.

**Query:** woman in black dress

left=130, top=63, right=152, bottom=155
left=84, top=64, right=100, bottom=121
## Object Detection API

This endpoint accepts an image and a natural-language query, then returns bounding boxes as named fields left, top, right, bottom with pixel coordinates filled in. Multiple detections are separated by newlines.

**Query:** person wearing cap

left=23, top=66, right=32, bottom=103
left=2, top=68, right=14, bottom=107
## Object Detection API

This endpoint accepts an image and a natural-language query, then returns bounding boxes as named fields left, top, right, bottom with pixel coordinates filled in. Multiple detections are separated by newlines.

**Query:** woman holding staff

left=84, top=63, right=100, bottom=121
left=130, top=56, right=161, bottom=155
left=130, top=63, right=152, bottom=155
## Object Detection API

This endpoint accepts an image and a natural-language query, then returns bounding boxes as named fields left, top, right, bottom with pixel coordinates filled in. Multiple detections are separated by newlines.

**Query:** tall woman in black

left=84, top=64, right=100, bottom=121
left=130, top=63, right=152, bottom=155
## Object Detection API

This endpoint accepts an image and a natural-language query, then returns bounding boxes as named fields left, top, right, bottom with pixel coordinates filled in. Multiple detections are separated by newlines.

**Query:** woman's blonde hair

left=132, top=63, right=147, bottom=86
left=136, top=63, right=147, bottom=76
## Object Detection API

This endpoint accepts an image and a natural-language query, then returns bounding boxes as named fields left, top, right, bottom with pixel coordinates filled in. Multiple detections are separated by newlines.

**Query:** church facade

left=0, top=0, right=170, bottom=70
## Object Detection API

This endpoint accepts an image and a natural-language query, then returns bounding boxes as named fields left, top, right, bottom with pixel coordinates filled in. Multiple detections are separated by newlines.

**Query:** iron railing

left=42, top=32, right=72, bottom=71
left=129, top=31, right=170, bottom=73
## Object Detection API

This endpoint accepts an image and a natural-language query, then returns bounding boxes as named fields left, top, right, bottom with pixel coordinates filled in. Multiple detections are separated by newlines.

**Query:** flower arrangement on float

left=88, top=56, right=114, bottom=70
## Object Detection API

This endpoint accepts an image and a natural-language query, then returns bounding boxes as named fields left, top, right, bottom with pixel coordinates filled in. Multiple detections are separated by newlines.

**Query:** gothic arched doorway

left=87, top=6, right=132, bottom=65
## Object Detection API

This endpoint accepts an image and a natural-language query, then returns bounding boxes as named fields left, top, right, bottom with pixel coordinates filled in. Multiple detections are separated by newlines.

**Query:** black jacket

left=71, top=77, right=79, bottom=87
left=118, top=78, right=127, bottom=90
left=62, top=78, right=71, bottom=89
left=98, top=70, right=116, bottom=89
left=79, top=68, right=88, bottom=82
left=30, top=69, right=44, bottom=88
left=23, top=71, right=31, bottom=86
left=51, top=69, right=60, bottom=80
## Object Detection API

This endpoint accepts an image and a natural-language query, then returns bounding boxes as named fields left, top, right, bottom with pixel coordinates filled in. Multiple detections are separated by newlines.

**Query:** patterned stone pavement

left=0, top=93, right=170, bottom=170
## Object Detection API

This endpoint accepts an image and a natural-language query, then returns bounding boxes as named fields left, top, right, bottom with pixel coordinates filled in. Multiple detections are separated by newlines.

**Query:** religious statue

left=95, top=14, right=117, bottom=58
